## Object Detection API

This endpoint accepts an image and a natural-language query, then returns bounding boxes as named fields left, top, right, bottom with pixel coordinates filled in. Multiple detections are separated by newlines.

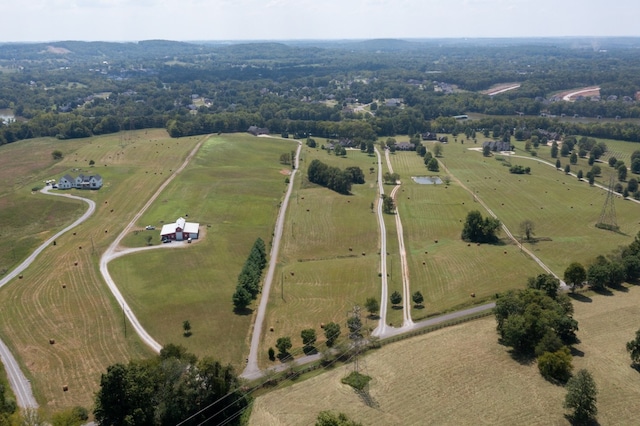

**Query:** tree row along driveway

left=385, top=149, right=414, bottom=329
left=241, top=137, right=302, bottom=380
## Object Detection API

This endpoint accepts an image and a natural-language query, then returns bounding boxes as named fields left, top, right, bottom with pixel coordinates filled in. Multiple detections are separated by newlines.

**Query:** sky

left=2, top=0, right=639, bottom=42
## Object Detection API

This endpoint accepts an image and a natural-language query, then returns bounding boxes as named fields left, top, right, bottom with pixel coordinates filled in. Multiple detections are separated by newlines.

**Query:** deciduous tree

left=564, top=262, right=586, bottom=292
left=324, top=322, right=341, bottom=347
left=564, top=369, right=598, bottom=424
left=626, top=329, right=640, bottom=367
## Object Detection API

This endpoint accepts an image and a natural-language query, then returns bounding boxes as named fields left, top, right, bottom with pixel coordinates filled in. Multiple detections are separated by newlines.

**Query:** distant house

left=395, top=142, right=416, bottom=151
left=247, top=126, right=269, bottom=136
left=421, top=132, right=438, bottom=141
left=58, top=173, right=102, bottom=190
left=482, top=141, right=512, bottom=152
left=160, top=217, right=199, bottom=241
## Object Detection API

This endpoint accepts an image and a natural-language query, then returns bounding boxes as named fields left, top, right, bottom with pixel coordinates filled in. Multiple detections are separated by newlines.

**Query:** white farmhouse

left=58, top=173, right=103, bottom=190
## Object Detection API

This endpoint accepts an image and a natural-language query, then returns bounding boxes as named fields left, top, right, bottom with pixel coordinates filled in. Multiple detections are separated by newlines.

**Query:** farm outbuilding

left=160, top=217, right=199, bottom=241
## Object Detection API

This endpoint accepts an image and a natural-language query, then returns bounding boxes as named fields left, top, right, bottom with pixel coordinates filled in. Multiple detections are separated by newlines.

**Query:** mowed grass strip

left=388, top=150, right=543, bottom=318
left=0, top=129, right=200, bottom=414
left=260, top=145, right=381, bottom=366
left=110, top=134, right=298, bottom=367
left=249, top=285, right=640, bottom=426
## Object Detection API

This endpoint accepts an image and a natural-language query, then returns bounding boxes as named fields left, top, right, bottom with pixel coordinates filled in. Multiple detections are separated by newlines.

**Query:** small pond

left=412, top=176, right=443, bottom=185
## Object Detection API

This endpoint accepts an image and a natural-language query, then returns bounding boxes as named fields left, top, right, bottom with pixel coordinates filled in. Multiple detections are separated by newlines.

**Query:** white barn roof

left=160, top=217, right=199, bottom=237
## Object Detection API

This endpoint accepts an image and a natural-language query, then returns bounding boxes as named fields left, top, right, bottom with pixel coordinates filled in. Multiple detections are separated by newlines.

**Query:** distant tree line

left=232, top=237, right=267, bottom=310
left=307, top=159, right=364, bottom=195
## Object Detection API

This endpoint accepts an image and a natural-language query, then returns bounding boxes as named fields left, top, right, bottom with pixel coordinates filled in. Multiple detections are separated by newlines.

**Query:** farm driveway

left=242, top=137, right=302, bottom=380
left=0, top=185, right=96, bottom=409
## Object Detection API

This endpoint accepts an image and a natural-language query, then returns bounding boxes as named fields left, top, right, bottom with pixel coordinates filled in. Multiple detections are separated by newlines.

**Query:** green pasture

left=419, top=138, right=640, bottom=276
left=261, top=144, right=382, bottom=366
left=388, top=150, right=543, bottom=318
left=111, top=134, right=298, bottom=367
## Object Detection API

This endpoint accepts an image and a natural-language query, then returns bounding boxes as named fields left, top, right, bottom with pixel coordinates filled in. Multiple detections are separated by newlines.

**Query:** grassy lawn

left=260, top=145, right=381, bottom=366
left=110, top=134, right=298, bottom=368
left=249, top=285, right=640, bottom=425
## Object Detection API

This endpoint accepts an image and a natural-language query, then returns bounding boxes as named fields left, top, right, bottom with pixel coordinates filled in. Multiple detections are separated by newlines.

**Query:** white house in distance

left=160, top=217, right=199, bottom=241
left=58, top=173, right=103, bottom=189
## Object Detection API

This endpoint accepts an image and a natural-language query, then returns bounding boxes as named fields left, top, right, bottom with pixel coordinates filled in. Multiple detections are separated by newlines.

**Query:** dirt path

left=486, top=84, right=521, bottom=96
left=384, top=150, right=413, bottom=328
left=241, top=137, right=302, bottom=380
left=372, top=147, right=390, bottom=337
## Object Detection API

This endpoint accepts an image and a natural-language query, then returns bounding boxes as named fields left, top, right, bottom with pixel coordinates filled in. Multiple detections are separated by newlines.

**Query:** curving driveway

left=0, top=186, right=97, bottom=409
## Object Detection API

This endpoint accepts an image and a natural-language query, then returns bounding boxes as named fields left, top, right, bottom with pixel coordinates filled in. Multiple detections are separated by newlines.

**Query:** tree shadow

left=505, top=348, right=535, bottom=366
left=413, top=304, right=425, bottom=310
left=391, top=305, right=403, bottom=310
left=277, top=353, right=293, bottom=363
left=564, top=414, right=600, bottom=426
left=611, top=284, right=629, bottom=293
left=592, top=287, right=614, bottom=296
left=568, top=293, right=592, bottom=303
left=367, top=314, right=380, bottom=320
left=632, top=363, right=640, bottom=373
left=302, top=346, right=318, bottom=356
left=570, top=347, right=585, bottom=358
left=233, top=307, right=254, bottom=316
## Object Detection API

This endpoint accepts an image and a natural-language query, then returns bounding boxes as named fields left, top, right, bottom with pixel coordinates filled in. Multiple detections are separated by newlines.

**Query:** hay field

left=259, top=146, right=382, bottom=365
left=388, top=151, right=543, bottom=318
left=0, top=129, right=200, bottom=413
left=110, top=134, right=298, bottom=367
left=250, top=285, right=640, bottom=426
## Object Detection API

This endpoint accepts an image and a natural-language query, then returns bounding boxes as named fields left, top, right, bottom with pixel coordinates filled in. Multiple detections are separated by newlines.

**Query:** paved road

left=0, top=186, right=96, bottom=409
left=562, top=87, right=600, bottom=102
left=385, top=150, right=414, bottom=328
left=241, top=138, right=302, bottom=380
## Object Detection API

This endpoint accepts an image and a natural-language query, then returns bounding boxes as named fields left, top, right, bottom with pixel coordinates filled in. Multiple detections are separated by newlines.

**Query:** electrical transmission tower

left=349, top=305, right=363, bottom=374
left=596, top=174, right=619, bottom=232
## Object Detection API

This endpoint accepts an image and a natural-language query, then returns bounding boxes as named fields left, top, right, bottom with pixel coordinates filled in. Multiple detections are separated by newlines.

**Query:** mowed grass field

left=421, top=138, right=640, bottom=275
left=259, top=144, right=382, bottom=366
left=388, top=149, right=543, bottom=319
left=249, top=285, right=640, bottom=425
left=109, top=134, right=298, bottom=368
left=0, top=137, right=89, bottom=276
left=0, top=129, right=202, bottom=413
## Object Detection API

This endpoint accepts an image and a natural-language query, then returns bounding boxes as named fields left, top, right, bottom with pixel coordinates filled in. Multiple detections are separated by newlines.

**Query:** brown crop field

left=250, top=285, right=640, bottom=426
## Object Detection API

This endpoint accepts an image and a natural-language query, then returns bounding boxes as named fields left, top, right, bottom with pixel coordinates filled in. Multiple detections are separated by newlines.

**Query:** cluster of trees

left=232, top=238, right=267, bottom=310
left=94, top=344, right=249, bottom=426
left=461, top=210, right=501, bottom=244
left=495, top=275, right=578, bottom=383
left=381, top=194, right=395, bottom=214
left=307, top=159, right=364, bottom=194
left=561, top=230, right=640, bottom=293
left=271, top=322, right=341, bottom=361
left=0, top=380, right=16, bottom=425
left=509, top=164, right=530, bottom=174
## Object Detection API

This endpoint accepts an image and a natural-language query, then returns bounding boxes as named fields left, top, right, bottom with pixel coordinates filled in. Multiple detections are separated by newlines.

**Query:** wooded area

left=3, top=38, right=640, bottom=146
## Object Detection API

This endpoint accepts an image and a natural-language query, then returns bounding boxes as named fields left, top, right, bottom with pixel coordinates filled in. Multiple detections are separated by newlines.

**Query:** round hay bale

left=362, top=252, right=366, bottom=256
left=471, top=293, right=476, bottom=298
left=79, top=246, right=82, bottom=249
left=74, top=262, right=78, bottom=266
left=290, top=272, right=294, bottom=276
left=62, top=385, right=68, bottom=392
left=349, top=247, right=352, bottom=251
left=320, top=323, right=325, bottom=329
left=49, top=339, right=55, bottom=345
left=19, top=275, right=23, bottom=279
left=62, top=285, right=66, bottom=289
left=269, top=327, right=274, bottom=332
